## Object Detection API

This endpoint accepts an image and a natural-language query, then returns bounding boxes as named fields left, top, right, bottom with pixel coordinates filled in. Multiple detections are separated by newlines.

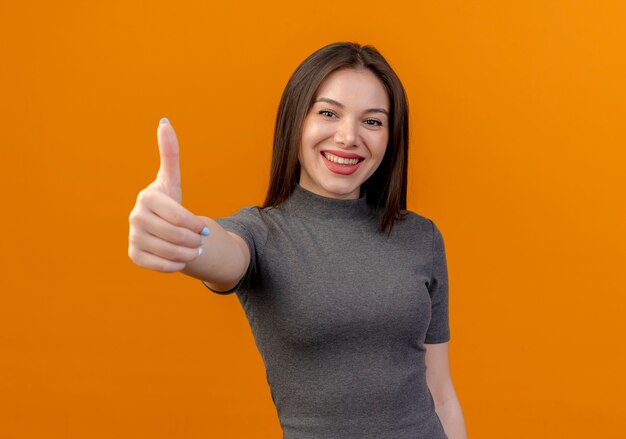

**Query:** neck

left=297, top=181, right=361, bottom=200
left=282, top=183, right=372, bottom=220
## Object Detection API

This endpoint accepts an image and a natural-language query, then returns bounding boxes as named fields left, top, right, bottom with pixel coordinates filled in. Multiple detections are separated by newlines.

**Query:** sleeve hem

left=200, top=279, right=239, bottom=295
left=424, top=336, right=451, bottom=344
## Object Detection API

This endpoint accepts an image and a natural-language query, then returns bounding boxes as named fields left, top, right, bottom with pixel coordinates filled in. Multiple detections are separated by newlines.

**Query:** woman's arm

left=128, top=119, right=249, bottom=290
left=181, top=218, right=250, bottom=292
left=424, top=342, right=468, bottom=439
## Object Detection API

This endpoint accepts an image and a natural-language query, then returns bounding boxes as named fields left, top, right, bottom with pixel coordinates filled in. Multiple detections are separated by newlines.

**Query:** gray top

left=204, top=184, right=450, bottom=439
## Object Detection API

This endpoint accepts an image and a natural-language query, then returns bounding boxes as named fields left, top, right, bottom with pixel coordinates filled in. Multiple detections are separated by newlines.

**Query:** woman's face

left=298, top=68, right=390, bottom=199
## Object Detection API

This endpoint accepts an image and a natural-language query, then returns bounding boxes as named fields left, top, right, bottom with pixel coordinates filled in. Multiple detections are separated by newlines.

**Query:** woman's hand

left=128, top=119, right=208, bottom=273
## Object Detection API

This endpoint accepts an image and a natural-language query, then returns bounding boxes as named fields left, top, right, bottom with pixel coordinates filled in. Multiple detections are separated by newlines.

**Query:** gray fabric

left=203, top=184, right=450, bottom=438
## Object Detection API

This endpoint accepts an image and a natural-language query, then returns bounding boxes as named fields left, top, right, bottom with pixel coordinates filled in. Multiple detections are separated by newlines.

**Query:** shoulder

left=389, top=210, right=447, bottom=253
left=215, top=205, right=273, bottom=243
left=215, top=206, right=257, bottom=228
left=402, top=209, right=432, bottom=224
left=217, top=205, right=277, bottom=224
left=402, top=210, right=445, bottom=236
left=394, top=209, right=437, bottom=234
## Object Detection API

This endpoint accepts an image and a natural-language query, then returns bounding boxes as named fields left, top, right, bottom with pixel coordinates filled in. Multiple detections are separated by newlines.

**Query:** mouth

left=320, top=151, right=365, bottom=175
left=321, top=151, right=364, bottom=165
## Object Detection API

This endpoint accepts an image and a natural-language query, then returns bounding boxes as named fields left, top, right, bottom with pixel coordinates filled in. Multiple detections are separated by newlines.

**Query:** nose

left=333, top=117, right=359, bottom=148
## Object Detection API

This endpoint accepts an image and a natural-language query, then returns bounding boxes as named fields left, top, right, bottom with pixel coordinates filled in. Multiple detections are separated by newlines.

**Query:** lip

left=320, top=151, right=364, bottom=175
left=320, top=150, right=365, bottom=159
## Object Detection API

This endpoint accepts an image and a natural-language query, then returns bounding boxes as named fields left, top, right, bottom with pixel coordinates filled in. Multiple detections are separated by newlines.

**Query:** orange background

left=2, top=1, right=625, bottom=437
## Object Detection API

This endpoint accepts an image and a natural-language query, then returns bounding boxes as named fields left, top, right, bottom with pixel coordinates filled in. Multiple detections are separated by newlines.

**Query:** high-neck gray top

left=204, top=184, right=450, bottom=438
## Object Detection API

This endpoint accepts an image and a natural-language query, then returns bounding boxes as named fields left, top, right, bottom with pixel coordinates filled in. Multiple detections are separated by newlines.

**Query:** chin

left=322, top=180, right=361, bottom=197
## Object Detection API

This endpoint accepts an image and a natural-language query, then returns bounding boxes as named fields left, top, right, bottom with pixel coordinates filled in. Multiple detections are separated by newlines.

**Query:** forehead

left=314, top=68, right=389, bottom=110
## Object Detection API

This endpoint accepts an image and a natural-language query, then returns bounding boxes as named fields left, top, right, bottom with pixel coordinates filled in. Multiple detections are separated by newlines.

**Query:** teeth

left=323, top=152, right=360, bottom=165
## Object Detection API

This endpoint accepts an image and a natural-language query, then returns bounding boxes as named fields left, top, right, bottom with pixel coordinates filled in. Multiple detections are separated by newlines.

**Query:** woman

left=129, top=42, right=467, bottom=438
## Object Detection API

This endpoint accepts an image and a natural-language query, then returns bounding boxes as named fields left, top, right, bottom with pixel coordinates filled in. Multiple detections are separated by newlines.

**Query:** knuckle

left=136, top=189, right=147, bottom=203
left=128, top=247, right=143, bottom=266
left=128, top=229, right=141, bottom=245
left=137, top=188, right=155, bottom=205
left=128, top=209, right=140, bottom=224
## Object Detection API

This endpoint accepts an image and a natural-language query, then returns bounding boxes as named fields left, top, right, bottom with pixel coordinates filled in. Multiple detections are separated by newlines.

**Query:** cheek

left=299, top=122, right=313, bottom=159
left=298, top=140, right=318, bottom=168
left=380, top=131, right=390, bottom=157
left=367, top=133, right=389, bottom=160
left=302, top=120, right=333, bottom=146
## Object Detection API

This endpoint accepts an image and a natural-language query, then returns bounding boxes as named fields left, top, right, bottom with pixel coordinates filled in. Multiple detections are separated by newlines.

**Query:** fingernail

left=198, top=247, right=203, bottom=256
left=200, top=239, right=205, bottom=246
left=201, top=226, right=210, bottom=236
left=160, top=117, right=169, bottom=125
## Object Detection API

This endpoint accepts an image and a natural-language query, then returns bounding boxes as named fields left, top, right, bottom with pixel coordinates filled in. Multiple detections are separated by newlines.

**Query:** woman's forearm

left=436, top=395, right=468, bottom=439
left=181, top=216, right=249, bottom=290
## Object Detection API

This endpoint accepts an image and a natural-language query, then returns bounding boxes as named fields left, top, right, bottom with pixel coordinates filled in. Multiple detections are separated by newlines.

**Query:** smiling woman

left=263, top=42, right=411, bottom=236
left=128, top=42, right=467, bottom=439
left=298, top=68, right=389, bottom=199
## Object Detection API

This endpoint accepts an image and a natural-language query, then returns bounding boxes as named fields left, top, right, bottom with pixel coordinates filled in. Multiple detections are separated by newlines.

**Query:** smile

left=320, top=151, right=364, bottom=175
left=322, top=152, right=362, bottom=165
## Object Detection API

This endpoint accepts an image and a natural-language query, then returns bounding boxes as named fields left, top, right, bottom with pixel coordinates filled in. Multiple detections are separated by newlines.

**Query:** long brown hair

left=262, top=42, right=409, bottom=235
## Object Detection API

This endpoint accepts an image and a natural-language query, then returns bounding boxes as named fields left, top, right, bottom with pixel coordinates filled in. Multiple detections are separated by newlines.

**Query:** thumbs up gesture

left=153, top=117, right=183, bottom=204
left=128, top=118, right=208, bottom=273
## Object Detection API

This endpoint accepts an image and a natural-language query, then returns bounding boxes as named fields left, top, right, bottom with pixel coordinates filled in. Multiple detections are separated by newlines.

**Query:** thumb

left=156, top=118, right=181, bottom=190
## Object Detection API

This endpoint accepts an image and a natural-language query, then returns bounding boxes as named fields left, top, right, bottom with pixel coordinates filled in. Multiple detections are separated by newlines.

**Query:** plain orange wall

left=2, top=1, right=625, bottom=437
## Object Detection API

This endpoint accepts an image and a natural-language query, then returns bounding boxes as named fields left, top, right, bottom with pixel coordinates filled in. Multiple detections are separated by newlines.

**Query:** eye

left=364, top=119, right=383, bottom=127
left=318, top=109, right=337, bottom=118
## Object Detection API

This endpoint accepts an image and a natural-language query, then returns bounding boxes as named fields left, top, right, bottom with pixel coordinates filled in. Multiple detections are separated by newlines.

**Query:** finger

left=128, top=247, right=188, bottom=273
left=131, top=229, right=203, bottom=263
left=156, top=118, right=181, bottom=189
left=138, top=189, right=208, bottom=235
left=133, top=206, right=205, bottom=248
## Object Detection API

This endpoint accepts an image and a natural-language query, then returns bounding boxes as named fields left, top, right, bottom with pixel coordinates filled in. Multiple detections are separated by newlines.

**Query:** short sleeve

left=201, top=206, right=268, bottom=295
left=424, top=220, right=451, bottom=344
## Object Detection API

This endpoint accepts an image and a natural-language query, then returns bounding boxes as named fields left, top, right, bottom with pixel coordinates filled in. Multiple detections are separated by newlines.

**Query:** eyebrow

left=315, top=97, right=389, bottom=117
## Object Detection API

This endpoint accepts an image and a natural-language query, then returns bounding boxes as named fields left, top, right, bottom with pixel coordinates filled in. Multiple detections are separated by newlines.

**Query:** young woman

left=128, top=42, right=467, bottom=438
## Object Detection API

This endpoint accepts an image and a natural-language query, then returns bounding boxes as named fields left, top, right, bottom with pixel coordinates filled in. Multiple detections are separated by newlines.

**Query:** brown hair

left=262, top=42, right=409, bottom=235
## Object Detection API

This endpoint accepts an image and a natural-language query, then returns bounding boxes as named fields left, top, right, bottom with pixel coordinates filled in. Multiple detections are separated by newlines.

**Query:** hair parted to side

left=262, top=41, right=409, bottom=235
